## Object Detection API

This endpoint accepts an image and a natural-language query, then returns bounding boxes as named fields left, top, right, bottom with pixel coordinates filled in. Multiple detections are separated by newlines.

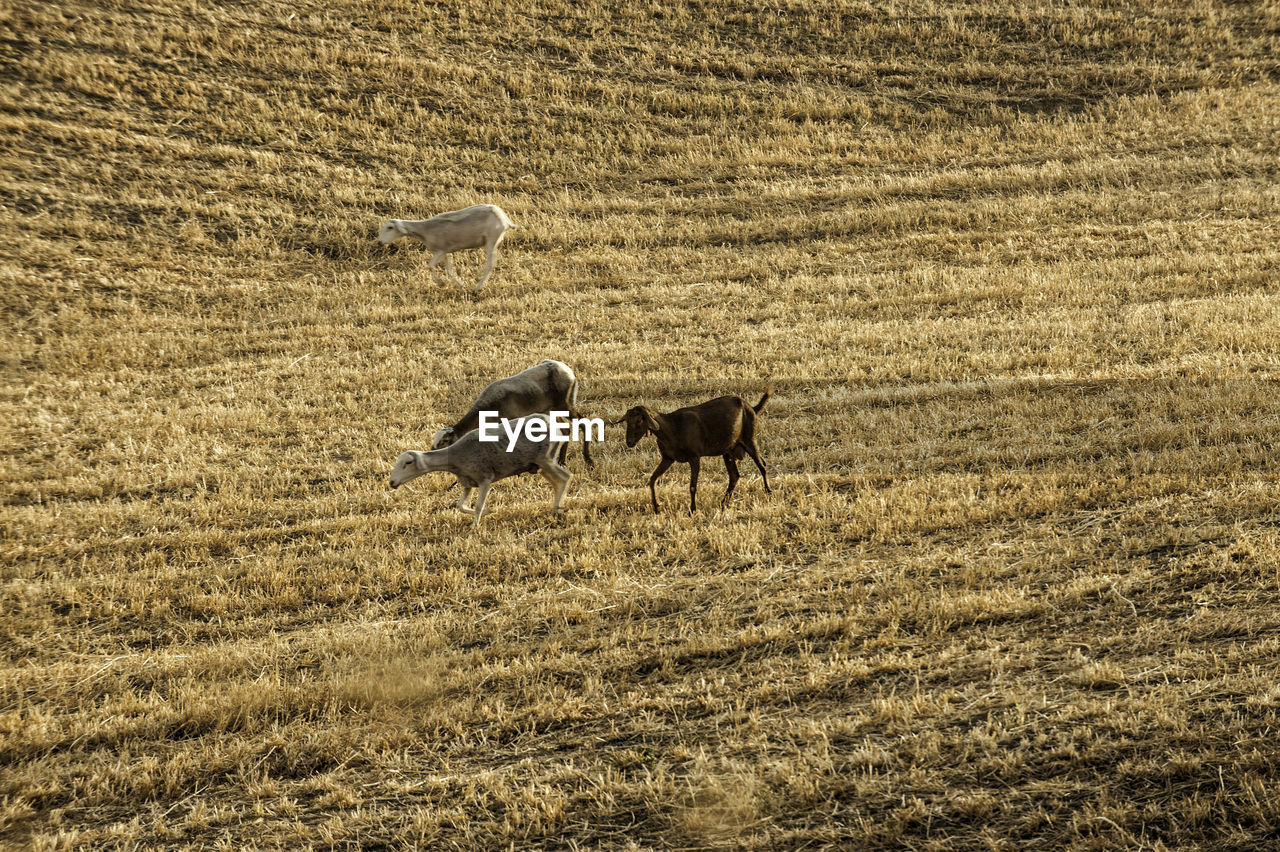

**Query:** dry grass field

left=4, top=0, right=1280, bottom=848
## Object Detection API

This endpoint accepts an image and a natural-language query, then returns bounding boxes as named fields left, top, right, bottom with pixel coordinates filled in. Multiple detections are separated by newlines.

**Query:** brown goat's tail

left=753, top=386, right=773, bottom=413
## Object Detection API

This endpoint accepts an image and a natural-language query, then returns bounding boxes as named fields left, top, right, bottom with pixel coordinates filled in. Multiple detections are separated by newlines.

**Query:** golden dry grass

left=3, top=0, right=1280, bottom=848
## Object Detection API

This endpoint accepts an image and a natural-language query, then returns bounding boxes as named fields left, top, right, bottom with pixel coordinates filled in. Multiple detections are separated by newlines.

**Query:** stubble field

left=3, top=0, right=1280, bottom=848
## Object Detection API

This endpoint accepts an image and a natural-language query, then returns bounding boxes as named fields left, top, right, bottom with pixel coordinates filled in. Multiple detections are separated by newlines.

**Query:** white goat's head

left=389, top=451, right=428, bottom=489
left=378, top=220, right=408, bottom=245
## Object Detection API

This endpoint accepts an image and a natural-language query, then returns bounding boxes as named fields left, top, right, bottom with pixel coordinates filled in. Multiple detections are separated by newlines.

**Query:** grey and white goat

left=390, top=414, right=570, bottom=526
left=378, top=203, right=514, bottom=292
left=432, top=359, right=593, bottom=467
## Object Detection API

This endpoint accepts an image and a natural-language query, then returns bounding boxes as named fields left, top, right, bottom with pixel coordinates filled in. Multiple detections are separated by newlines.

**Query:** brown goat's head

left=617, top=406, right=660, bottom=448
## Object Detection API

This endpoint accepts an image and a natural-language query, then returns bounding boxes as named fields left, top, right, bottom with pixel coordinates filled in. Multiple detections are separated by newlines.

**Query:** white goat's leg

left=455, top=487, right=474, bottom=513
left=441, top=254, right=469, bottom=291
left=426, top=251, right=465, bottom=290
left=538, top=462, right=572, bottom=510
left=427, top=251, right=448, bottom=285
left=473, top=240, right=499, bottom=292
left=471, top=482, right=492, bottom=526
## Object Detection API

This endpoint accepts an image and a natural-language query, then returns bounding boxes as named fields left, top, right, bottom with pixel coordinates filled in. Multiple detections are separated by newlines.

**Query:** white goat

left=378, top=203, right=515, bottom=292
left=390, top=414, right=570, bottom=526
left=432, top=359, right=593, bottom=467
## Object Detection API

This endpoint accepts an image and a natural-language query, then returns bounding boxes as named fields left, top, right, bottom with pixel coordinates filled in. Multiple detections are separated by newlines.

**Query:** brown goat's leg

left=688, top=457, right=700, bottom=514
left=744, top=440, right=771, bottom=494
left=648, top=457, right=674, bottom=513
left=722, top=455, right=740, bottom=505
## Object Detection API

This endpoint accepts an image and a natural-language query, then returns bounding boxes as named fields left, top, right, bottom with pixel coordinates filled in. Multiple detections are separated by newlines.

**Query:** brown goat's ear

left=643, top=410, right=660, bottom=432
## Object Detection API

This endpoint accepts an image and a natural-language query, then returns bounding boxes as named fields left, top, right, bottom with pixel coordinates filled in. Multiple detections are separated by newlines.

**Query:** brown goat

left=616, top=389, right=772, bottom=513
